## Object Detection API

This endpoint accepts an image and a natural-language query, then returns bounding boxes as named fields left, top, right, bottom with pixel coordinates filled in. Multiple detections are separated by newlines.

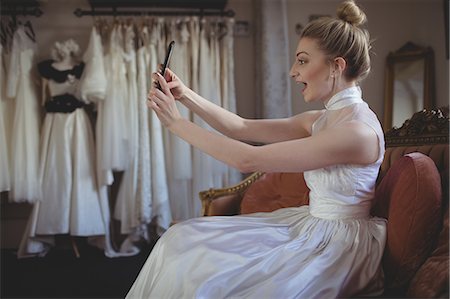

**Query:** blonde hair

left=301, top=0, right=371, bottom=82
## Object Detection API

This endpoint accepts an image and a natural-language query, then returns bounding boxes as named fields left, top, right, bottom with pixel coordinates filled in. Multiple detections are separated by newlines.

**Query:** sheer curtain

left=82, top=15, right=238, bottom=252
left=255, top=0, right=292, bottom=118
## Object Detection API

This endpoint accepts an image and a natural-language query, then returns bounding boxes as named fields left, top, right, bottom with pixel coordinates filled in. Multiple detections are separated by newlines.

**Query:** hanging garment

left=220, top=18, right=242, bottom=187
left=163, top=19, right=194, bottom=221
left=96, top=25, right=131, bottom=185
left=115, top=24, right=141, bottom=236
left=145, top=23, right=171, bottom=232
left=126, top=87, right=387, bottom=299
left=191, top=19, right=218, bottom=217
left=80, top=26, right=107, bottom=103
left=0, top=45, right=11, bottom=192
left=5, top=25, right=41, bottom=203
left=136, top=25, right=152, bottom=228
left=0, top=44, right=10, bottom=192
left=88, top=16, right=236, bottom=226
left=209, top=21, right=228, bottom=188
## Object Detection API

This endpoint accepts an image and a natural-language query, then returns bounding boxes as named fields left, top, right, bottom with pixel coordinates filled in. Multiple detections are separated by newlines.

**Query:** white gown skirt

left=35, top=109, right=106, bottom=236
left=126, top=206, right=386, bottom=299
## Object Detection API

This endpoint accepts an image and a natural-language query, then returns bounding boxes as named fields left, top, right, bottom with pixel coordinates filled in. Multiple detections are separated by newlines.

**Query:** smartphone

left=157, top=40, right=175, bottom=89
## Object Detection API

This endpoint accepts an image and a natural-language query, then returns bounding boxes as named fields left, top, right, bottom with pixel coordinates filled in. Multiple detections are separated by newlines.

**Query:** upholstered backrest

left=379, top=144, right=449, bottom=207
left=372, top=153, right=443, bottom=294
left=240, top=172, right=309, bottom=214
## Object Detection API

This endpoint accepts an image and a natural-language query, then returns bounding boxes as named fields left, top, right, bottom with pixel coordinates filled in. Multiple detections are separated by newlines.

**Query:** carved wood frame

left=383, top=42, right=435, bottom=130
left=385, top=107, right=449, bottom=147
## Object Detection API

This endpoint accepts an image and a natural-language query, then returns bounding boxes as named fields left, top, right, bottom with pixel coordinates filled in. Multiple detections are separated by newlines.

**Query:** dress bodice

left=304, top=86, right=385, bottom=219
left=37, top=60, right=85, bottom=113
left=37, top=59, right=84, bottom=97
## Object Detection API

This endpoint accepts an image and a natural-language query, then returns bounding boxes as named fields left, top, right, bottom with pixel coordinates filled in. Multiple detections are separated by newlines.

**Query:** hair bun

left=337, top=0, right=367, bottom=26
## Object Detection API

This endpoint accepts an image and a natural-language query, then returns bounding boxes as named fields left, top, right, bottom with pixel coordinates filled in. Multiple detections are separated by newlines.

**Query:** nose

left=289, top=63, right=297, bottom=78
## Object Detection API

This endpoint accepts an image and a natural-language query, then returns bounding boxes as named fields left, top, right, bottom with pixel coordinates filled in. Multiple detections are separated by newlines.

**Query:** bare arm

left=167, top=118, right=379, bottom=173
left=149, top=73, right=379, bottom=173
left=180, top=88, right=323, bottom=143
left=158, top=68, right=322, bottom=144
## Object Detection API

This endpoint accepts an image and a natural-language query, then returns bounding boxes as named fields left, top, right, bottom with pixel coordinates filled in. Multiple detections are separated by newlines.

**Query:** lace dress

left=126, top=86, right=387, bottom=299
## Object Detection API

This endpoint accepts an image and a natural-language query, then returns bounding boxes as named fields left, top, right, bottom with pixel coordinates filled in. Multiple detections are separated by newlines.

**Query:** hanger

left=24, top=20, right=36, bottom=42
left=0, top=20, right=8, bottom=47
left=217, top=19, right=228, bottom=41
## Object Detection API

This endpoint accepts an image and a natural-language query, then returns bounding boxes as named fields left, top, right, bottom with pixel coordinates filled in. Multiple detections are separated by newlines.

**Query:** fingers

left=154, top=72, right=170, bottom=94
left=163, top=67, right=174, bottom=81
left=147, top=79, right=169, bottom=110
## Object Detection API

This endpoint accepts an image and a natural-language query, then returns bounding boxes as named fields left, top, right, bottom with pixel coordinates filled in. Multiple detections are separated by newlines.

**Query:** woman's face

left=289, top=37, right=334, bottom=103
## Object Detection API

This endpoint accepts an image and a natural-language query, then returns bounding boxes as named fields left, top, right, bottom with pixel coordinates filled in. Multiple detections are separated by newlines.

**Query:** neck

left=53, top=56, right=76, bottom=70
left=333, top=80, right=356, bottom=94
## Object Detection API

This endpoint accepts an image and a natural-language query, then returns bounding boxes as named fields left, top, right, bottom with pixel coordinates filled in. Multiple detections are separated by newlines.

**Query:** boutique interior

left=0, top=0, right=448, bottom=298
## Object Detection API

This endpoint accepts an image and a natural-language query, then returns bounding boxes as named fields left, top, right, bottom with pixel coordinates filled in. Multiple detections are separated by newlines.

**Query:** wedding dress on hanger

left=6, top=25, right=41, bottom=203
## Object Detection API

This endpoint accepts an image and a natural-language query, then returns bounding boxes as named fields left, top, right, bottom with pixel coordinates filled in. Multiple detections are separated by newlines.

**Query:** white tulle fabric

left=79, top=27, right=107, bottom=103
left=126, top=87, right=387, bottom=299
left=96, top=25, right=131, bottom=184
left=114, top=24, right=140, bottom=236
left=0, top=45, right=11, bottom=192
left=164, top=18, right=195, bottom=221
left=5, top=26, right=41, bottom=202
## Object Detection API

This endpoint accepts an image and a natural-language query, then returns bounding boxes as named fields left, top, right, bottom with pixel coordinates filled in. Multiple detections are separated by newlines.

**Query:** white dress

left=126, top=87, right=387, bottom=299
left=6, top=26, right=41, bottom=202
left=97, top=24, right=131, bottom=185
left=17, top=60, right=113, bottom=258
left=0, top=44, right=11, bottom=192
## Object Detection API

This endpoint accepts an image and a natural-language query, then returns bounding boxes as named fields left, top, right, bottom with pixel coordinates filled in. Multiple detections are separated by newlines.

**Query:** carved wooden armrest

left=199, top=172, right=264, bottom=216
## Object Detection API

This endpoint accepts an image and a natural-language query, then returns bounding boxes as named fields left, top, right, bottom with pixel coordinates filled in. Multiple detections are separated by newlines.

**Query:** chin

left=302, top=94, right=313, bottom=103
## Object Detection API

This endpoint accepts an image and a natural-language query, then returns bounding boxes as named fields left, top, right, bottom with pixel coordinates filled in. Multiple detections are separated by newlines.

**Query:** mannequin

left=39, top=39, right=85, bottom=113
left=18, top=39, right=111, bottom=258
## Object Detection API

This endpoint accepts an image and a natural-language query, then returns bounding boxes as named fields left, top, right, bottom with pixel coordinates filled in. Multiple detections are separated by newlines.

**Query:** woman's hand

left=157, top=67, right=187, bottom=100
left=147, top=72, right=182, bottom=128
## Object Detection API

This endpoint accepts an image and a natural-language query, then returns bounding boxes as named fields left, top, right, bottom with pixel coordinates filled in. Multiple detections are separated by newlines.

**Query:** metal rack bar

left=73, top=8, right=235, bottom=18
left=1, top=6, right=43, bottom=17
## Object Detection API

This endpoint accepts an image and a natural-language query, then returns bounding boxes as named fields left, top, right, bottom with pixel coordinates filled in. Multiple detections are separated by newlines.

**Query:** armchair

left=199, top=107, right=449, bottom=298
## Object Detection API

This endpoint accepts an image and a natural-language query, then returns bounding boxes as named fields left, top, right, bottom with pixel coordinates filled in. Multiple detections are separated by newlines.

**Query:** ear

left=332, top=57, right=347, bottom=75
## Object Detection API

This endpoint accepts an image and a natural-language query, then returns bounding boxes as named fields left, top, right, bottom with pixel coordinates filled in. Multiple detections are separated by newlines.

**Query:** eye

left=297, top=59, right=307, bottom=65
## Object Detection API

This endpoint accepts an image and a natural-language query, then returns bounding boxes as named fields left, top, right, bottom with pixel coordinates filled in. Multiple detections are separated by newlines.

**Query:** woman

left=127, top=0, right=386, bottom=298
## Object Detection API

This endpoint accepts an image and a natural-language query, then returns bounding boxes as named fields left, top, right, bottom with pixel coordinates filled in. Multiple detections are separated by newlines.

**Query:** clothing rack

left=0, top=0, right=43, bottom=17
left=73, top=8, right=235, bottom=18
left=1, top=8, right=43, bottom=17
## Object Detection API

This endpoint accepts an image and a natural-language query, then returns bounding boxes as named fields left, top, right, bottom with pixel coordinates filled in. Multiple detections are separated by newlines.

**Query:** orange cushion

left=240, top=173, right=309, bottom=214
left=372, top=152, right=442, bottom=294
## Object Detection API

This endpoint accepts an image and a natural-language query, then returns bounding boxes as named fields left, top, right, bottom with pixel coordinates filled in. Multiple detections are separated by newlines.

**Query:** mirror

left=383, top=42, right=435, bottom=130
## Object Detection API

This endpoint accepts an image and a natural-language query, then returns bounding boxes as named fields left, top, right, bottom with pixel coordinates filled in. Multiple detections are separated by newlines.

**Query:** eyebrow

left=296, top=51, right=309, bottom=57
